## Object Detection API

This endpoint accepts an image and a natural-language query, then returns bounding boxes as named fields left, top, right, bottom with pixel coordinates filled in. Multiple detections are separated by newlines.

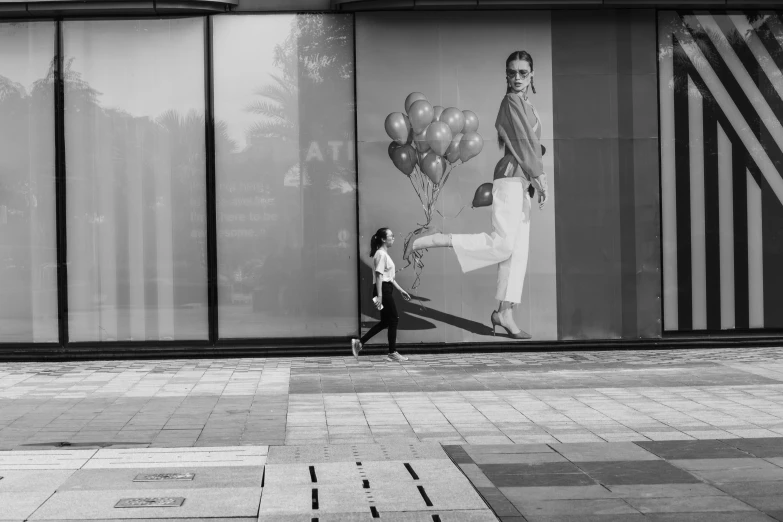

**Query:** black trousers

left=360, top=282, right=398, bottom=354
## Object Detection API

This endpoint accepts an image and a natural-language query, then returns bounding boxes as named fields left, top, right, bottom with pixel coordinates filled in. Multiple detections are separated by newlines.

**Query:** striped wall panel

left=660, top=11, right=783, bottom=332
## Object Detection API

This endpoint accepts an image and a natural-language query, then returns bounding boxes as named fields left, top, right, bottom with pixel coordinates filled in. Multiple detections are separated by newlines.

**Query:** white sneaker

left=351, top=339, right=362, bottom=359
left=386, top=352, right=408, bottom=362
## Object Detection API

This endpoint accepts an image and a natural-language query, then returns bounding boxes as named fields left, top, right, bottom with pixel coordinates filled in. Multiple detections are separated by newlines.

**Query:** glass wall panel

left=213, top=15, right=358, bottom=338
left=0, top=23, right=58, bottom=343
left=64, top=19, right=208, bottom=342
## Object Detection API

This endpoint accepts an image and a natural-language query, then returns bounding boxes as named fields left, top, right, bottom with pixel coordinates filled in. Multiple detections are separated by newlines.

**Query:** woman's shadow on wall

left=360, top=260, right=496, bottom=337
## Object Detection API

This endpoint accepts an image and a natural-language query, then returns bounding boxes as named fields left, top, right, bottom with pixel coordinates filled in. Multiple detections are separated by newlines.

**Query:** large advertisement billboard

left=357, top=10, right=662, bottom=344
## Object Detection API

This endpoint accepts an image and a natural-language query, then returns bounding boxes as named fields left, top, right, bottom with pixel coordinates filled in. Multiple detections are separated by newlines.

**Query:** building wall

left=0, top=7, right=779, bottom=351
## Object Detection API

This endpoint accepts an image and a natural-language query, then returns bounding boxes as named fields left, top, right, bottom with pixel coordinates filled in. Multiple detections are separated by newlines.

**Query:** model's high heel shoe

left=490, top=311, right=531, bottom=340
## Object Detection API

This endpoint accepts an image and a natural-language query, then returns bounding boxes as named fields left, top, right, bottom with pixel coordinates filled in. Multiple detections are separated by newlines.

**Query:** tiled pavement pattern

left=3, top=348, right=783, bottom=448
left=444, top=438, right=783, bottom=521
left=7, top=440, right=783, bottom=520
left=0, top=443, right=496, bottom=521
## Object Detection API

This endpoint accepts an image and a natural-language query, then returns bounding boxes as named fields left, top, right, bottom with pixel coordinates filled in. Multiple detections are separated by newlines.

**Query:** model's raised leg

left=404, top=230, right=452, bottom=262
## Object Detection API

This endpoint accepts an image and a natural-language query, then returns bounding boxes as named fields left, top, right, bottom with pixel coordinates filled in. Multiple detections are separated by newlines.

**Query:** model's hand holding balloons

left=383, top=92, right=486, bottom=287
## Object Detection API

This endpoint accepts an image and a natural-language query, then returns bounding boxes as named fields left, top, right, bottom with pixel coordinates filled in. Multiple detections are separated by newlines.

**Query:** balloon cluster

left=385, top=92, right=485, bottom=288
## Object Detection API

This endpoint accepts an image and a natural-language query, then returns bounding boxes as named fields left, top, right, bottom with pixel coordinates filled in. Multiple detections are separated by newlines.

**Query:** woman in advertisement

left=404, top=51, right=548, bottom=339
left=353, top=228, right=412, bottom=362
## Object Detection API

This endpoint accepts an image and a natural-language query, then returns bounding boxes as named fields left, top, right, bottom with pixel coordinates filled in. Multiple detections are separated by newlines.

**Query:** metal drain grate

left=115, top=497, right=185, bottom=508
left=133, top=473, right=194, bottom=482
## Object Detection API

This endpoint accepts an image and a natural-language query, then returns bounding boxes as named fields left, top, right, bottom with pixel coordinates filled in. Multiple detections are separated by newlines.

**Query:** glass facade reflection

left=63, top=19, right=208, bottom=341
left=213, top=15, right=358, bottom=338
left=0, top=23, right=59, bottom=343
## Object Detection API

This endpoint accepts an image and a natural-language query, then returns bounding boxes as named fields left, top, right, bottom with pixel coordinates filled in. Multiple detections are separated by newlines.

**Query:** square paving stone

left=0, top=491, right=53, bottom=519
left=740, top=496, right=783, bottom=511
left=607, top=483, right=726, bottom=498
left=28, top=487, right=261, bottom=519
left=475, top=487, right=522, bottom=517
left=669, top=458, right=777, bottom=471
left=721, top=438, right=783, bottom=458
left=57, top=466, right=263, bottom=490
left=85, top=446, right=267, bottom=468
left=485, top=472, right=597, bottom=488
left=634, top=440, right=747, bottom=460
left=460, top=468, right=494, bottom=490
left=715, top=481, right=783, bottom=498
left=480, top=462, right=583, bottom=475
left=0, top=470, right=75, bottom=491
left=464, top=444, right=553, bottom=456
left=0, top=450, right=96, bottom=470
left=264, top=462, right=359, bottom=486
left=364, top=459, right=466, bottom=485
left=500, top=485, right=617, bottom=501
left=576, top=461, right=701, bottom=485
left=524, top=513, right=648, bottom=522
left=470, top=452, right=567, bottom=465
left=259, top=484, right=367, bottom=514
left=372, top=481, right=487, bottom=511
left=687, top=466, right=783, bottom=483
left=515, top=499, right=640, bottom=517
left=550, top=442, right=660, bottom=462
left=622, top=515, right=771, bottom=522
left=625, top=495, right=759, bottom=514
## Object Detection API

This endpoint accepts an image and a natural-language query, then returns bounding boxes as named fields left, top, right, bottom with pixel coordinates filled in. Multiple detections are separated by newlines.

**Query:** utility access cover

left=115, top=497, right=185, bottom=508
left=133, top=473, right=195, bottom=482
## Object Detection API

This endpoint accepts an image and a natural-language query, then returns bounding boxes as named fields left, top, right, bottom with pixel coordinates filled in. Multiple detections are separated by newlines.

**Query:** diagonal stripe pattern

left=659, top=11, right=783, bottom=332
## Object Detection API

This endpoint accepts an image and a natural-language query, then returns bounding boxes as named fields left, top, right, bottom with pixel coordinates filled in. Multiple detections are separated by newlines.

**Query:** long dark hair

left=505, top=50, right=536, bottom=95
left=369, top=227, right=390, bottom=257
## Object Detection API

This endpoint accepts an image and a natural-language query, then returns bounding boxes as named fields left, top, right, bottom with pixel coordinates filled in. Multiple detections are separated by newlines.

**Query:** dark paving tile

left=716, top=481, right=783, bottom=499
left=480, top=462, right=582, bottom=475
left=738, top=496, right=783, bottom=511
left=488, top=473, right=597, bottom=488
left=577, top=460, right=701, bottom=485
left=476, top=487, right=522, bottom=517
left=515, top=498, right=640, bottom=517
left=635, top=440, right=748, bottom=460
left=527, top=513, right=647, bottom=522
left=644, top=514, right=774, bottom=522
left=722, top=438, right=783, bottom=458
left=625, top=495, right=758, bottom=514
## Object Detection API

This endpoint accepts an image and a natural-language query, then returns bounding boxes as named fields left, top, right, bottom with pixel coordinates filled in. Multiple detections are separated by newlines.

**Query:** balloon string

left=436, top=206, right=464, bottom=219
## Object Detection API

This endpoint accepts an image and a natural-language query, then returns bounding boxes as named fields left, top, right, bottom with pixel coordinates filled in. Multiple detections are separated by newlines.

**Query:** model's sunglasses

left=506, top=70, right=531, bottom=79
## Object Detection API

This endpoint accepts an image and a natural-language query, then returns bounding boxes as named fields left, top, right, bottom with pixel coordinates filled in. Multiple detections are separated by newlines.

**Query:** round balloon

left=463, top=110, right=479, bottom=133
left=440, top=107, right=465, bottom=136
left=390, top=143, right=417, bottom=176
left=425, top=121, right=452, bottom=156
left=459, top=132, right=484, bottom=162
left=388, top=141, right=400, bottom=159
left=417, top=150, right=430, bottom=166
left=405, top=92, right=427, bottom=114
left=408, top=100, right=434, bottom=134
left=472, top=183, right=493, bottom=208
left=421, top=153, right=446, bottom=184
left=432, top=105, right=444, bottom=122
left=445, top=133, right=462, bottom=163
left=384, top=112, right=410, bottom=144
left=414, top=129, right=431, bottom=153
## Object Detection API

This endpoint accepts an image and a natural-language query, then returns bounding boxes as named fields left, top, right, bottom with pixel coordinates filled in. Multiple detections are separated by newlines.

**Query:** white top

left=372, top=249, right=395, bottom=284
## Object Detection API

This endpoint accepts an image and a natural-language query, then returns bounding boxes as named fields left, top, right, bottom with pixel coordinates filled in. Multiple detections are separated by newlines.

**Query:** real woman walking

left=352, top=228, right=411, bottom=362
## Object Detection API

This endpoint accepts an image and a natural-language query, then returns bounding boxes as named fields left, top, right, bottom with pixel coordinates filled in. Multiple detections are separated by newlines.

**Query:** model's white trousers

left=452, top=177, right=531, bottom=304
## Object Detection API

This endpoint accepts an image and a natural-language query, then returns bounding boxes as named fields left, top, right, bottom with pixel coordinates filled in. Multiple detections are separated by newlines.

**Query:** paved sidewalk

left=3, top=347, right=783, bottom=520
left=3, top=348, right=783, bottom=448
